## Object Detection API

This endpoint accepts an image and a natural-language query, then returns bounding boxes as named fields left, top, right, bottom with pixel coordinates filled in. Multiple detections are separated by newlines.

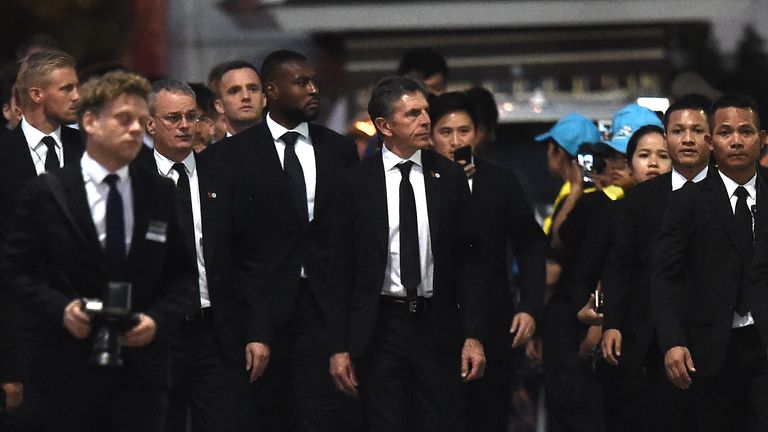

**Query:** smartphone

left=593, top=287, right=604, bottom=313
left=454, top=145, right=472, bottom=166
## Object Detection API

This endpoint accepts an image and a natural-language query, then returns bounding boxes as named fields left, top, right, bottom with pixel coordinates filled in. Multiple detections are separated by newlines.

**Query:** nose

left=682, top=129, right=694, bottom=144
left=308, top=80, right=319, bottom=95
left=648, top=154, right=659, bottom=167
left=71, top=86, right=80, bottom=102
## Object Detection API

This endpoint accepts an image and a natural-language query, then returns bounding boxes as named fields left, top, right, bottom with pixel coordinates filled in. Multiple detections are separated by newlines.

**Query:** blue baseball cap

left=608, top=104, right=664, bottom=154
left=535, top=113, right=601, bottom=156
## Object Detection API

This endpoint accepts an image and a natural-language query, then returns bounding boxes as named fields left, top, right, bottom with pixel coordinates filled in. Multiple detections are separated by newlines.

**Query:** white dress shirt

left=671, top=166, right=708, bottom=191
left=21, top=117, right=64, bottom=175
left=266, top=113, right=317, bottom=223
left=380, top=145, right=434, bottom=298
left=81, top=152, right=134, bottom=254
left=718, top=170, right=757, bottom=328
left=153, top=150, right=210, bottom=308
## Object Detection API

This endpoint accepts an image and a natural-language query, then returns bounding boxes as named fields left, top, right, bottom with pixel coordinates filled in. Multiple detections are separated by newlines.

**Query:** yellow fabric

left=543, top=182, right=571, bottom=235
left=602, top=185, right=624, bottom=201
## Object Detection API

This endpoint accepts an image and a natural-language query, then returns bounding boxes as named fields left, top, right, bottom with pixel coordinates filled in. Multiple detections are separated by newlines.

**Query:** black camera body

left=81, top=281, right=139, bottom=368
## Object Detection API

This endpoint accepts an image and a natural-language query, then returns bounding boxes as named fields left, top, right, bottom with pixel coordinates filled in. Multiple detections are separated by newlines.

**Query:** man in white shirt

left=140, top=79, right=254, bottom=432
left=653, top=94, right=768, bottom=431
left=327, top=75, right=486, bottom=431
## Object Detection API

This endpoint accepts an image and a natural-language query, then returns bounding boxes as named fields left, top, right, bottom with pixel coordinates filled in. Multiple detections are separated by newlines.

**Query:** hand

left=578, top=325, right=602, bottom=360
left=525, top=338, right=543, bottom=365
left=461, top=338, right=486, bottom=382
left=122, top=313, right=157, bottom=347
left=665, top=346, right=696, bottom=389
left=2, top=382, right=23, bottom=411
left=601, top=329, right=622, bottom=366
left=245, top=342, right=270, bottom=382
left=457, top=160, right=476, bottom=178
left=329, top=352, right=358, bottom=396
left=62, top=299, right=91, bottom=339
left=545, top=260, right=562, bottom=288
left=510, top=312, right=536, bottom=348
left=577, top=294, right=604, bottom=326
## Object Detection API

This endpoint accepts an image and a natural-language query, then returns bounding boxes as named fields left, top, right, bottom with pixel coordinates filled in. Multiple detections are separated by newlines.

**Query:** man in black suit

left=327, top=75, right=486, bottom=431
left=428, top=91, right=546, bottom=432
left=652, top=94, right=768, bottom=431
left=137, top=79, right=256, bottom=432
left=209, top=50, right=359, bottom=431
left=0, top=70, right=196, bottom=431
left=600, top=97, right=710, bottom=431
left=0, top=50, right=84, bottom=422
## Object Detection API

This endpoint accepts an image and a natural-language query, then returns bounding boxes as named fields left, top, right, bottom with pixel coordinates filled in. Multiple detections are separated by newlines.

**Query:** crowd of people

left=0, top=35, right=767, bottom=432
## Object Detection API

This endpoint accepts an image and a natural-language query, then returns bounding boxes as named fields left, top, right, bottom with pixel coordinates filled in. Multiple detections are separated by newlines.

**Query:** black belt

left=185, top=307, right=213, bottom=322
left=379, top=295, right=430, bottom=314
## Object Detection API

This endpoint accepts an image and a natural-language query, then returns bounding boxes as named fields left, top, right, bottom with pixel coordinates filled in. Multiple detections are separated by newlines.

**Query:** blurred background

left=3, top=0, right=768, bottom=208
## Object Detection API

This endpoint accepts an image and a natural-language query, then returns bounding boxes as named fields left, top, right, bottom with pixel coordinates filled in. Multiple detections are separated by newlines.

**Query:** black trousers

left=251, top=280, right=360, bottom=432
left=165, top=309, right=251, bottom=432
left=689, top=325, right=768, bottom=432
left=357, top=300, right=464, bottom=432
left=599, top=339, right=692, bottom=432
left=463, top=348, right=512, bottom=432
left=37, top=366, right=167, bottom=432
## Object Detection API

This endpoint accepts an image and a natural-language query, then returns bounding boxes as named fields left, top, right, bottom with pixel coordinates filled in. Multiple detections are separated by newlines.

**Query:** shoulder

left=61, top=125, right=84, bottom=145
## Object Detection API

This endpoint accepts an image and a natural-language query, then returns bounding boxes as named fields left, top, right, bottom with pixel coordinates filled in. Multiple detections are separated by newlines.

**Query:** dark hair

left=260, top=50, right=307, bottom=84
left=710, top=93, right=761, bottom=130
left=368, top=75, right=428, bottom=133
left=207, top=60, right=259, bottom=95
left=429, top=92, right=478, bottom=127
left=0, top=61, right=20, bottom=105
left=626, top=124, right=665, bottom=162
left=466, top=86, right=498, bottom=132
left=663, top=94, right=710, bottom=129
left=396, top=48, right=448, bottom=80
left=188, top=83, right=216, bottom=116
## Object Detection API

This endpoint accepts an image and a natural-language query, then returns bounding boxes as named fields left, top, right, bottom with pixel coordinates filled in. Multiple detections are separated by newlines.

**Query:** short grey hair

left=147, top=78, right=196, bottom=114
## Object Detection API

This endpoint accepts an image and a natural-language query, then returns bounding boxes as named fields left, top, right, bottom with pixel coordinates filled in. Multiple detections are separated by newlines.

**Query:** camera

left=81, top=281, right=139, bottom=368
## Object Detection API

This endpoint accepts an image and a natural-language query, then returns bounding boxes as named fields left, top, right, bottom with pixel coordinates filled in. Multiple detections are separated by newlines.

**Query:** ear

left=374, top=117, right=392, bottom=138
left=265, top=82, right=278, bottom=101
left=28, top=87, right=43, bottom=104
left=705, top=133, right=713, bottom=151
left=146, top=116, right=157, bottom=135
left=760, top=130, right=767, bottom=148
left=81, top=110, right=98, bottom=136
left=214, top=99, right=225, bottom=115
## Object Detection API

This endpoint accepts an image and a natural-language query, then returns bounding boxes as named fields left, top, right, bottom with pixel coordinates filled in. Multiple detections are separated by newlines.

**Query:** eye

left=227, top=86, right=240, bottom=95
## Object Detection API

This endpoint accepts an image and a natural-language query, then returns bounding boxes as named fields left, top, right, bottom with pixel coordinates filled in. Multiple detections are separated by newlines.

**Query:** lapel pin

left=208, top=192, right=217, bottom=199
left=431, top=171, right=440, bottom=178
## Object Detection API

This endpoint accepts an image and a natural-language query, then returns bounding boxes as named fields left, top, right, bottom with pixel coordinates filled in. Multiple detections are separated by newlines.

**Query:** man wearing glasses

left=138, top=79, right=258, bottom=432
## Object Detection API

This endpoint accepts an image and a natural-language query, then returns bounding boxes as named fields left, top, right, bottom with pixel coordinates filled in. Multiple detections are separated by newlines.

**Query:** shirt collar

left=381, top=143, right=422, bottom=172
left=266, top=112, right=310, bottom=143
left=81, top=151, right=129, bottom=185
left=153, top=149, right=196, bottom=177
left=21, top=117, right=62, bottom=150
left=671, top=166, right=708, bottom=191
left=719, top=169, right=757, bottom=199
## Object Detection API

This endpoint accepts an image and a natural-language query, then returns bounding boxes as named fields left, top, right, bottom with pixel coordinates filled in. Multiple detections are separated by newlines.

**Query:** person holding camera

left=0, top=71, right=197, bottom=432
left=428, top=91, right=546, bottom=432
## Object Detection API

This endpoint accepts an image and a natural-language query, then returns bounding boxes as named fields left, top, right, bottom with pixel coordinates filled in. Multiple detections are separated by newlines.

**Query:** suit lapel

left=755, top=171, right=768, bottom=235
left=310, top=124, right=330, bottom=223
left=9, top=126, right=37, bottom=178
left=57, top=165, right=107, bottom=274
left=366, top=151, right=388, bottom=254
left=61, top=126, right=83, bottom=165
left=257, top=123, right=303, bottom=226
left=196, top=154, right=217, bottom=269
left=421, top=150, right=441, bottom=248
left=127, top=164, right=150, bottom=266
left=706, top=172, right=741, bottom=253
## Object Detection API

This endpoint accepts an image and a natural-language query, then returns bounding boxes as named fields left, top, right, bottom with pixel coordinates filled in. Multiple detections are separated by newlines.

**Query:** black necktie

left=172, top=163, right=201, bottom=310
left=281, top=132, right=309, bottom=224
left=735, top=186, right=753, bottom=315
left=41, top=136, right=60, bottom=172
left=397, top=161, right=421, bottom=300
left=104, top=174, right=127, bottom=280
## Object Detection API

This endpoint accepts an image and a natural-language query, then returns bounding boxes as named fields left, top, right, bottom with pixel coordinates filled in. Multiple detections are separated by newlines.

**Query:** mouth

left=306, top=99, right=320, bottom=108
left=177, top=135, right=193, bottom=142
left=240, top=105, right=254, bottom=111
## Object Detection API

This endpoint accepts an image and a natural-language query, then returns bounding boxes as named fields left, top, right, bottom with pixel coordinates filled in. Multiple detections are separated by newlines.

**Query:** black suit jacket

left=208, top=121, right=358, bottom=344
left=0, top=124, right=83, bottom=382
left=133, top=147, right=256, bottom=364
left=470, top=159, right=546, bottom=352
left=652, top=169, right=768, bottom=376
left=603, top=172, right=672, bottom=370
left=0, top=161, right=196, bottom=388
left=325, top=149, right=484, bottom=358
